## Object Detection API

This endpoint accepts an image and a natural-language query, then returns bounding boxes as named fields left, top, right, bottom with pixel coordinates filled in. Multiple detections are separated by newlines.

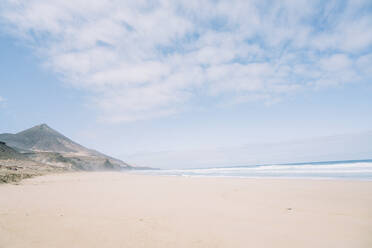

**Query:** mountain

left=0, top=124, right=132, bottom=171
left=0, top=141, right=24, bottom=160
left=0, top=140, right=58, bottom=183
left=1, top=124, right=96, bottom=154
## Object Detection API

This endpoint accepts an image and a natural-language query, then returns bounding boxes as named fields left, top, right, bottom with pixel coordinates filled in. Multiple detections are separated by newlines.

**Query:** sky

left=0, top=0, right=372, bottom=168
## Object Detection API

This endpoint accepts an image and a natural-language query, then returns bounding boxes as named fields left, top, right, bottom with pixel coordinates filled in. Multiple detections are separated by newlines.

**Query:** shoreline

left=3, top=168, right=372, bottom=185
left=128, top=171, right=372, bottom=181
left=130, top=159, right=372, bottom=181
left=1, top=172, right=372, bottom=247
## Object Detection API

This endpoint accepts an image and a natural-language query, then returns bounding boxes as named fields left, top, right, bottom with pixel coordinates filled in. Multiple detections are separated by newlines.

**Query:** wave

left=132, top=159, right=372, bottom=180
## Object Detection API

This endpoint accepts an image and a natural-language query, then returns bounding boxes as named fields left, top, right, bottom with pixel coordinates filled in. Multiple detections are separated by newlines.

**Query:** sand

left=0, top=172, right=371, bottom=248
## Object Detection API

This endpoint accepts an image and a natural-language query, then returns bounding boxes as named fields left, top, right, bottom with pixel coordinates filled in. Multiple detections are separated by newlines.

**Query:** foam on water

left=132, top=159, right=372, bottom=180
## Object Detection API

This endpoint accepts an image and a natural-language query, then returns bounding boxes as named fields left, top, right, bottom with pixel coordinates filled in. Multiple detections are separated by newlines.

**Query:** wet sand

left=0, top=172, right=371, bottom=247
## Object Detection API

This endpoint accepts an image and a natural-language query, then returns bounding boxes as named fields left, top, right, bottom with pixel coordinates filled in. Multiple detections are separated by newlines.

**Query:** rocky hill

left=0, top=141, right=64, bottom=183
left=0, top=124, right=132, bottom=171
left=0, top=141, right=24, bottom=160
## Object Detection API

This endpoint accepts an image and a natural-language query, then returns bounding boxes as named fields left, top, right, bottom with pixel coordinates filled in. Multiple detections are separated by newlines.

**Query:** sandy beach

left=0, top=172, right=371, bottom=248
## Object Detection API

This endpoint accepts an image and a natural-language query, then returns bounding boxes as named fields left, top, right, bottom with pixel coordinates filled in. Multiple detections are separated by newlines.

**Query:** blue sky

left=0, top=0, right=372, bottom=168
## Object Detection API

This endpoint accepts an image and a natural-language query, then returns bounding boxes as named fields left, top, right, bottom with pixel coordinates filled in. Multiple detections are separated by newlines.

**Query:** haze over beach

left=1, top=0, right=372, bottom=247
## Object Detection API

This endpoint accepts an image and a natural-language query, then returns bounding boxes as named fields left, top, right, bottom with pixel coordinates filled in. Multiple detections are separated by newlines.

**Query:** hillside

left=0, top=141, right=65, bottom=183
left=2, top=124, right=100, bottom=154
left=0, top=124, right=132, bottom=171
left=0, top=141, right=24, bottom=160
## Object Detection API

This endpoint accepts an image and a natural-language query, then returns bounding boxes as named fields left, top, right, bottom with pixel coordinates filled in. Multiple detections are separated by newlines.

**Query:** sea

left=132, top=159, right=372, bottom=180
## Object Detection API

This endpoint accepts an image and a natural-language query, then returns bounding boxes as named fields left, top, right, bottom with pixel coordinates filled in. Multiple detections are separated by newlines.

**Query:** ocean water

left=132, top=159, right=372, bottom=180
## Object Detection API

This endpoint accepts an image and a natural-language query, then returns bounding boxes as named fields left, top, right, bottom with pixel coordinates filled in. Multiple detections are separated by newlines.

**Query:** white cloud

left=1, top=0, right=371, bottom=122
left=319, top=54, right=352, bottom=72
left=356, top=53, right=372, bottom=78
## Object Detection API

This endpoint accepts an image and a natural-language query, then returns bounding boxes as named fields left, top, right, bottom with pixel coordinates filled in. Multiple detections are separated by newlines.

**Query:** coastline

left=1, top=172, right=371, bottom=248
left=133, top=159, right=372, bottom=181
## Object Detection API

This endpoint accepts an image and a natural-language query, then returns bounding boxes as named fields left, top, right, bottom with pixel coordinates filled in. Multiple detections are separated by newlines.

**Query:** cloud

left=356, top=53, right=372, bottom=78
left=1, top=0, right=371, bottom=122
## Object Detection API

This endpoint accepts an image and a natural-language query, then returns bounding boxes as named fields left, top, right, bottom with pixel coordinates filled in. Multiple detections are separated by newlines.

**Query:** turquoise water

left=133, top=159, right=372, bottom=180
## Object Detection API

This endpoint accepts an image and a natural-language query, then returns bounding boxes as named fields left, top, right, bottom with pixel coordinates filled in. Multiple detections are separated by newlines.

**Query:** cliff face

left=0, top=124, right=131, bottom=171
